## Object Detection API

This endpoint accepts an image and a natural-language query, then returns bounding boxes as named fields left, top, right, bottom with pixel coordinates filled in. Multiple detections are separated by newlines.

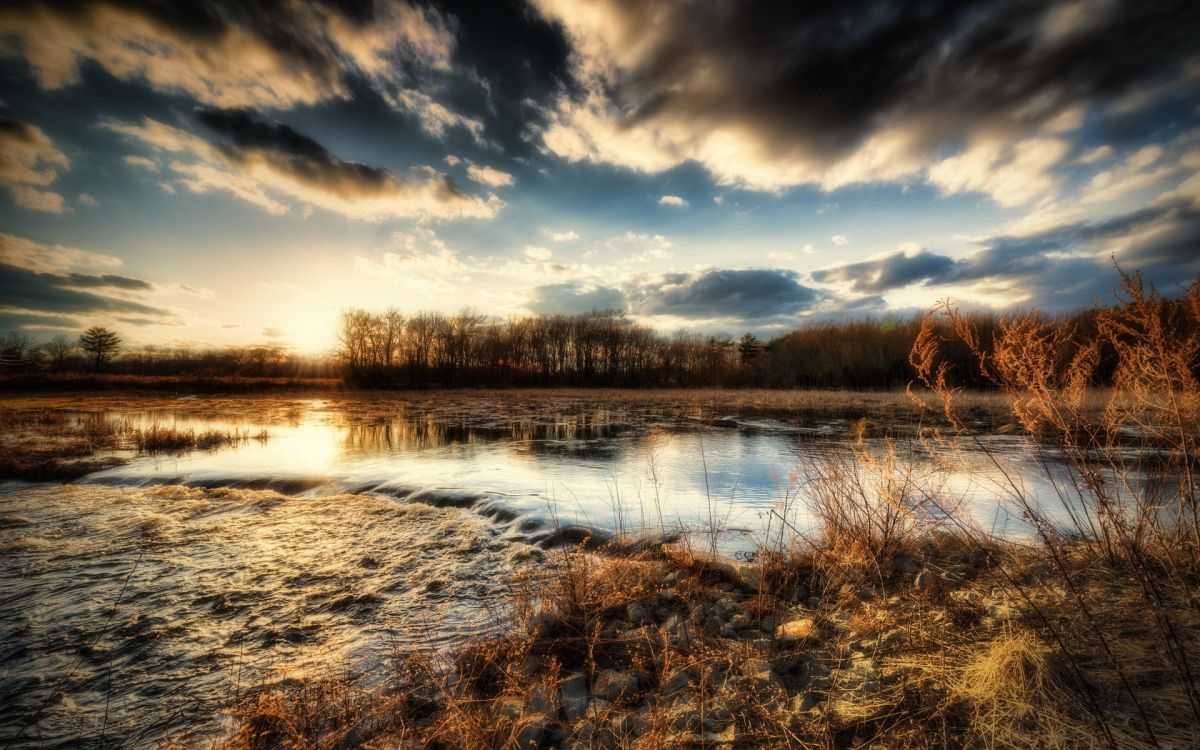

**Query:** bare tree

left=44, top=333, right=75, bottom=371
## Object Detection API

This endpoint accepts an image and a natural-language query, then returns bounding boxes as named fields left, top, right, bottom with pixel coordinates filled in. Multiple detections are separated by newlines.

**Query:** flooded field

left=0, top=393, right=1093, bottom=747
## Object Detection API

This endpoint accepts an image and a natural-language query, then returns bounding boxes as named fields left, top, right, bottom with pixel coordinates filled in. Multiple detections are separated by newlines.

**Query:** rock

left=792, top=692, right=819, bottom=714
left=586, top=698, right=612, bottom=720
left=743, top=658, right=784, bottom=694
left=662, top=545, right=763, bottom=592
left=891, top=556, right=922, bottom=574
left=558, top=672, right=590, bottom=721
left=705, top=724, right=736, bottom=744
left=775, top=617, right=820, bottom=643
left=730, top=613, right=750, bottom=630
left=494, top=695, right=524, bottom=721
left=661, top=668, right=692, bottom=694
left=627, top=602, right=649, bottom=625
left=594, top=669, right=639, bottom=702
left=528, top=683, right=557, bottom=713
left=530, top=610, right=559, bottom=633
left=511, top=717, right=546, bottom=749
left=987, top=603, right=1018, bottom=621
left=914, top=568, right=936, bottom=592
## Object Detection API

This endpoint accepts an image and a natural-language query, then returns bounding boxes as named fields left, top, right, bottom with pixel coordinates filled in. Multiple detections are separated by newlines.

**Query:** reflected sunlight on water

left=1, top=403, right=1100, bottom=748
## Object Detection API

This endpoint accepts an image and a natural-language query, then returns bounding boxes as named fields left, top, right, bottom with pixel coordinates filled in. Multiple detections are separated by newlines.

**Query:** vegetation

left=218, top=271, right=1200, bottom=749
left=78, top=326, right=122, bottom=373
left=332, top=293, right=1196, bottom=389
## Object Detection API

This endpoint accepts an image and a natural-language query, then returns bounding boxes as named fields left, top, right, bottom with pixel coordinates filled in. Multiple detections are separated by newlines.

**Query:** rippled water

left=1, top=402, right=1076, bottom=747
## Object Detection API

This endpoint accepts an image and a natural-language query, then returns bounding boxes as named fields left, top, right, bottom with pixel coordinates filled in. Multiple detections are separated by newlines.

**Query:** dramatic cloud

left=628, top=269, right=819, bottom=321
left=0, top=117, right=68, bottom=212
left=813, top=248, right=957, bottom=294
left=0, top=263, right=173, bottom=318
left=106, top=108, right=501, bottom=221
left=532, top=0, right=1200, bottom=199
left=813, top=200, right=1200, bottom=309
left=0, top=0, right=475, bottom=136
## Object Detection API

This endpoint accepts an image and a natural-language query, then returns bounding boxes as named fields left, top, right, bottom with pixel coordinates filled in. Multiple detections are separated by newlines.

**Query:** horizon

left=1, top=1, right=1199, bottom=354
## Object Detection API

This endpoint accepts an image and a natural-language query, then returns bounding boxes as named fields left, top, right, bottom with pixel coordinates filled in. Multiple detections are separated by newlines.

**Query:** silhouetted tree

left=79, top=326, right=121, bottom=372
left=738, top=333, right=762, bottom=365
left=44, top=333, right=75, bottom=370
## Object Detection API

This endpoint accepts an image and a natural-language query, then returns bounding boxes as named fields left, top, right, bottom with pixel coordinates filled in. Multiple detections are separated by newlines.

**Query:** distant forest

left=4, top=297, right=1195, bottom=389
left=331, top=301, right=1195, bottom=389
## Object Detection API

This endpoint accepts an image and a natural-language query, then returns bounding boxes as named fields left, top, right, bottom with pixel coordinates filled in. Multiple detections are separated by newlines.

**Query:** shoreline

left=221, top=531, right=1196, bottom=749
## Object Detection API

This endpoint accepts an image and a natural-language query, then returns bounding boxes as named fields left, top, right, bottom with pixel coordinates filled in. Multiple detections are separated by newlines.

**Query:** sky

left=0, top=0, right=1198, bottom=353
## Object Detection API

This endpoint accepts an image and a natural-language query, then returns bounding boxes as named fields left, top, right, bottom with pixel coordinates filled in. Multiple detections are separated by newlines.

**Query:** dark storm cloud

left=812, top=200, right=1200, bottom=310
left=0, top=263, right=173, bottom=318
left=632, top=269, right=820, bottom=320
left=534, top=0, right=1200, bottom=189
left=106, top=108, right=499, bottom=219
left=812, top=250, right=957, bottom=294
left=195, top=107, right=393, bottom=192
left=526, top=282, right=625, bottom=315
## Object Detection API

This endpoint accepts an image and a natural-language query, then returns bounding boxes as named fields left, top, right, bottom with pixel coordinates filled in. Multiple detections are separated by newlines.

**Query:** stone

left=512, top=717, right=546, bottom=749
left=662, top=545, right=764, bottom=591
left=987, top=603, right=1018, bottom=621
left=626, top=602, right=649, bottom=625
left=891, top=556, right=922, bottom=574
left=775, top=617, right=820, bottom=643
left=558, top=672, right=590, bottom=721
left=730, top=613, right=750, bottom=630
left=661, top=668, right=692, bottom=694
left=914, top=568, right=936, bottom=592
left=494, top=695, right=524, bottom=721
left=792, top=693, right=819, bottom=714
left=594, top=669, right=639, bottom=702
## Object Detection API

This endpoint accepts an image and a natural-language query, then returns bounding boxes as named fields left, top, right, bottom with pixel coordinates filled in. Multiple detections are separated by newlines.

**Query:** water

left=0, top=401, right=1081, bottom=747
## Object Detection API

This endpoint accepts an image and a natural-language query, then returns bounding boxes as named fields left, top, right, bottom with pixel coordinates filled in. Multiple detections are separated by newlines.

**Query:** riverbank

left=221, top=531, right=1197, bottom=749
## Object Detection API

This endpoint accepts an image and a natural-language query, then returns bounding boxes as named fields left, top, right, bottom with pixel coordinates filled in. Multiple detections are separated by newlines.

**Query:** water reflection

left=2, top=403, right=1149, bottom=748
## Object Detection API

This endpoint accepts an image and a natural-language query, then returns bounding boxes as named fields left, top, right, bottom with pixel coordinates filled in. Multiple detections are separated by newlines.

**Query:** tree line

left=334, top=301, right=1197, bottom=389
left=0, top=327, right=330, bottom=378
left=5, top=295, right=1192, bottom=389
left=334, top=307, right=981, bottom=388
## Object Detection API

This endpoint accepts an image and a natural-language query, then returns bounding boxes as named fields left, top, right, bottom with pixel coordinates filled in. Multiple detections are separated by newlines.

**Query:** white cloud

left=524, top=246, right=552, bottom=260
left=0, top=117, right=69, bottom=213
left=545, top=229, right=579, bottom=242
left=928, top=136, right=1071, bottom=207
left=77, top=192, right=98, bottom=206
left=354, top=227, right=473, bottom=293
left=0, top=232, right=122, bottom=273
left=106, top=117, right=501, bottom=222
left=0, top=0, right=454, bottom=112
left=466, top=163, right=515, bottom=187
left=831, top=235, right=848, bottom=246
left=1080, top=145, right=1176, bottom=205
left=658, top=194, right=688, bottom=207
left=1077, top=145, right=1114, bottom=165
